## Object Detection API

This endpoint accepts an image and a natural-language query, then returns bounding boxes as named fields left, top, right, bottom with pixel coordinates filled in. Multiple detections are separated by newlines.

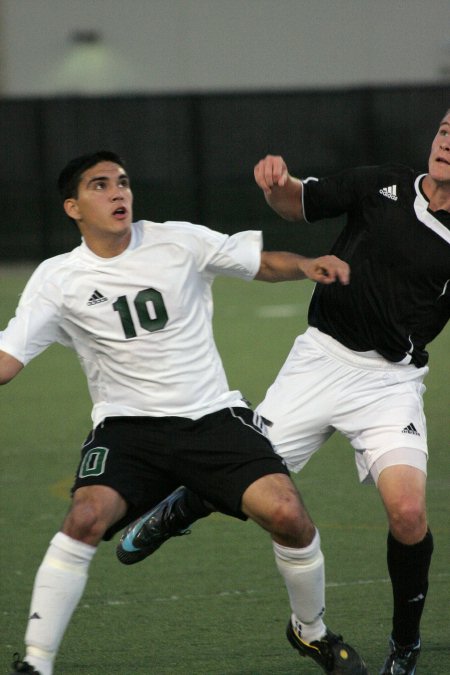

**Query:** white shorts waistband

left=306, top=327, right=413, bottom=372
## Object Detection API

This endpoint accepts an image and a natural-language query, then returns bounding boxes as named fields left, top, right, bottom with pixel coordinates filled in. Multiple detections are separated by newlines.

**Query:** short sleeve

left=0, top=263, right=64, bottom=365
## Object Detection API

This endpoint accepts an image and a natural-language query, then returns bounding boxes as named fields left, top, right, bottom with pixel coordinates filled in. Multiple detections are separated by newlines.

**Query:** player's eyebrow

left=86, top=175, right=109, bottom=186
left=86, top=172, right=128, bottom=187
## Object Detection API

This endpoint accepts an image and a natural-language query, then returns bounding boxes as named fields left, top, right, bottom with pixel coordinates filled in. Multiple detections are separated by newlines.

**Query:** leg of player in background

left=376, top=463, right=433, bottom=675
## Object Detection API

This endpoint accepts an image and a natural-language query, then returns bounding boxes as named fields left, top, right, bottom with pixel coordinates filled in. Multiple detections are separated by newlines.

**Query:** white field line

left=255, top=303, right=307, bottom=318
left=77, top=572, right=450, bottom=608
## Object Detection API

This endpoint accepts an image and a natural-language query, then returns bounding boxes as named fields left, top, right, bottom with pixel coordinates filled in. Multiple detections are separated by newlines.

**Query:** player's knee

left=388, top=497, right=427, bottom=544
left=63, top=500, right=109, bottom=543
left=269, top=496, right=314, bottom=544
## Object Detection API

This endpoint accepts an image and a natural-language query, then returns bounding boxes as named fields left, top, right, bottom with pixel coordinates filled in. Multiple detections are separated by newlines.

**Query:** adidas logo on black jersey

left=402, top=422, right=420, bottom=436
left=379, top=184, right=398, bottom=201
left=87, top=290, right=108, bottom=306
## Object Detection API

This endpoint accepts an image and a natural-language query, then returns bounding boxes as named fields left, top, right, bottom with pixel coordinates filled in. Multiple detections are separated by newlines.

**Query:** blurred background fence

left=1, top=84, right=448, bottom=261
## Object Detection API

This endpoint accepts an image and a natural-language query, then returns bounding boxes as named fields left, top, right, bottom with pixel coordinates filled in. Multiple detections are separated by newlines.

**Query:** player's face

left=428, top=111, right=450, bottom=184
left=64, top=161, right=133, bottom=240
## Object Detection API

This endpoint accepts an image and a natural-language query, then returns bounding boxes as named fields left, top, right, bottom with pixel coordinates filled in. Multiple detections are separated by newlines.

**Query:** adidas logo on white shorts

left=379, top=185, right=398, bottom=201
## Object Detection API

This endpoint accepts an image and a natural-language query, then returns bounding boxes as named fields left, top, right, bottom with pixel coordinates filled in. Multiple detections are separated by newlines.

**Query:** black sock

left=387, top=528, right=434, bottom=646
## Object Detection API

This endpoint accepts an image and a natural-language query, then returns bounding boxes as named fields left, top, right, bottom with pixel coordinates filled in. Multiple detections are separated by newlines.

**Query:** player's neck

left=83, top=230, right=132, bottom=258
left=422, top=175, right=450, bottom=213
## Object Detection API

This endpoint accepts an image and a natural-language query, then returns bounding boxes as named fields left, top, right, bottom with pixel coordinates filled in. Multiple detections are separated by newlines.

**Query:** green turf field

left=1, top=266, right=449, bottom=674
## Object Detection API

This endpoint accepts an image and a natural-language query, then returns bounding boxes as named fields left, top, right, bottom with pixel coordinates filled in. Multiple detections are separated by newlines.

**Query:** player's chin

left=111, top=218, right=132, bottom=233
left=430, top=161, right=450, bottom=182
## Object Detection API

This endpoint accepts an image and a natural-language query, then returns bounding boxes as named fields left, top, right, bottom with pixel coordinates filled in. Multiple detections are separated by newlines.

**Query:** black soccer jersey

left=303, top=164, right=450, bottom=366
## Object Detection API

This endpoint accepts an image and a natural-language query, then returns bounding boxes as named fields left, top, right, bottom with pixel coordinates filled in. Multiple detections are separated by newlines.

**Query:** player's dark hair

left=57, top=151, right=128, bottom=200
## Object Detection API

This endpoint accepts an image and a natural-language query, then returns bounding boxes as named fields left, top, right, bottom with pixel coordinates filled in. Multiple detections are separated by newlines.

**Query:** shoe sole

left=287, top=623, right=369, bottom=674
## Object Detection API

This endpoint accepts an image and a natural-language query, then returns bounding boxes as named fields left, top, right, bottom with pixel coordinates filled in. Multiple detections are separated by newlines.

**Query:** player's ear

left=64, top=198, right=80, bottom=221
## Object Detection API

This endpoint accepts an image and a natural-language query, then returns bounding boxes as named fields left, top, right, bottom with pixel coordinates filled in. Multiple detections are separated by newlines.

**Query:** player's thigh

left=377, top=463, right=428, bottom=542
left=73, top=419, right=177, bottom=501
left=171, top=407, right=289, bottom=519
left=340, top=365, right=428, bottom=483
left=72, top=419, right=180, bottom=539
left=256, top=334, right=337, bottom=471
left=377, top=463, right=427, bottom=515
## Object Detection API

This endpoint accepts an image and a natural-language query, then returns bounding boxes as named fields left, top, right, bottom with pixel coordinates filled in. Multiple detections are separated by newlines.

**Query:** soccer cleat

left=379, top=636, right=421, bottom=674
left=10, top=654, right=41, bottom=674
left=116, top=486, right=193, bottom=564
left=286, top=619, right=369, bottom=674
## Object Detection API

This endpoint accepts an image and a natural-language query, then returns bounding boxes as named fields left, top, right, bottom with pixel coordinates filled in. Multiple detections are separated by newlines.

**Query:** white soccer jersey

left=1, top=220, right=262, bottom=426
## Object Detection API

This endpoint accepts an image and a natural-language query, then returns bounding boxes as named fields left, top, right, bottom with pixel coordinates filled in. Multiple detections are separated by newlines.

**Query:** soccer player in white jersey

left=129, top=109, right=450, bottom=675
left=0, top=151, right=368, bottom=675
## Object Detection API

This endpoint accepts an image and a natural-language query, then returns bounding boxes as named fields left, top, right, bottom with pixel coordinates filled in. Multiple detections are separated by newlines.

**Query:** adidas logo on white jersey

left=402, top=422, right=420, bottom=436
left=379, top=184, right=398, bottom=201
left=87, top=290, right=108, bottom=306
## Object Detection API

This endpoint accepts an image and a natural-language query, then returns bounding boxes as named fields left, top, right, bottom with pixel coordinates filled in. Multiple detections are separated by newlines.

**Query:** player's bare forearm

left=0, top=349, right=23, bottom=384
left=254, top=155, right=304, bottom=221
left=255, top=252, right=350, bottom=285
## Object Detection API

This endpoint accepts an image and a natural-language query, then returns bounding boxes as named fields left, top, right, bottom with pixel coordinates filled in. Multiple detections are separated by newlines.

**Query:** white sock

left=24, top=532, right=96, bottom=675
left=273, top=529, right=326, bottom=644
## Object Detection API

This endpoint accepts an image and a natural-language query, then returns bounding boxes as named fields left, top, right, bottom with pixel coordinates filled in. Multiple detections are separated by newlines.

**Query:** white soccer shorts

left=256, top=327, right=429, bottom=484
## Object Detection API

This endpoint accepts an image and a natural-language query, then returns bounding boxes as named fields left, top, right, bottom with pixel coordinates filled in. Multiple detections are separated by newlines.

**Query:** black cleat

left=116, top=486, right=193, bottom=565
left=286, top=619, right=369, bottom=674
left=379, top=636, right=421, bottom=674
left=10, top=654, right=41, bottom=674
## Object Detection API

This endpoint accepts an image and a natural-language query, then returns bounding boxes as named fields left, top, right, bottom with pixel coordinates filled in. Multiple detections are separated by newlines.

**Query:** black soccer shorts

left=72, top=407, right=289, bottom=539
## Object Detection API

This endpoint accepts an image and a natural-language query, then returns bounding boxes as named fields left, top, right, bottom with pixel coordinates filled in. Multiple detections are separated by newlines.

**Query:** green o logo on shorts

left=79, top=446, right=109, bottom=478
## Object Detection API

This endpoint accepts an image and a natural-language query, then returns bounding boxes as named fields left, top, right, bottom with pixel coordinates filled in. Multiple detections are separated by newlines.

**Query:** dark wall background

left=1, top=85, right=448, bottom=261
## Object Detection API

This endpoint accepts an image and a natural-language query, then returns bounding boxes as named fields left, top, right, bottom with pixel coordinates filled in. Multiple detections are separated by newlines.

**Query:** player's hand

left=254, top=155, right=289, bottom=195
left=301, top=255, right=350, bottom=285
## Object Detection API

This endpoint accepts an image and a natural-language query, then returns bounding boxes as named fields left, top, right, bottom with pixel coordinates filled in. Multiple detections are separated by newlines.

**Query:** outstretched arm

left=254, top=155, right=304, bottom=221
left=0, top=349, right=23, bottom=384
left=255, top=251, right=350, bottom=285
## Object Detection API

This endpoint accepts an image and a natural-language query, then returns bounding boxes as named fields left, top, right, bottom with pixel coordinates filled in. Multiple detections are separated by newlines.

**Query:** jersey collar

left=414, top=175, right=450, bottom=244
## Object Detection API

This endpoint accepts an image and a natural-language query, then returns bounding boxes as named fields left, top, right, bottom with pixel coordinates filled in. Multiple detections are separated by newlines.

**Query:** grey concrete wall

left=1, top=0, right=449, bottom=96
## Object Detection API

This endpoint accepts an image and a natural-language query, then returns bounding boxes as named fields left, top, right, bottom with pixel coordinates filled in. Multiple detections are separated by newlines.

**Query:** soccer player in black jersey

left=252, top=109, right=450, bottom=674
left=124, top=109, right=450, bottom=674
